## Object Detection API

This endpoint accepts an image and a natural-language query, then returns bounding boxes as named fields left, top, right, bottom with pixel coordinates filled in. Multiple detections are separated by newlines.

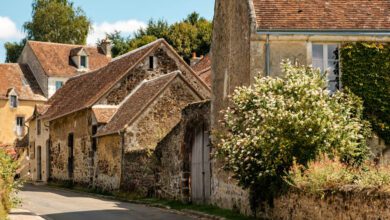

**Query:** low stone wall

left=265, top=190, right=390, bottom=220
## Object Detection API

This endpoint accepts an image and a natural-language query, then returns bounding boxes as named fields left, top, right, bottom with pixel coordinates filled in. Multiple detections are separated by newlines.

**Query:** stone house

left=153, top=0, right=390, bottom=215
left=0, top=64, right=46, bottom=147
left=39, top=39, right=210, bottom=187
left=18, top=40, right=111, bottom=98
left=94, top=72, right=206, bottom=192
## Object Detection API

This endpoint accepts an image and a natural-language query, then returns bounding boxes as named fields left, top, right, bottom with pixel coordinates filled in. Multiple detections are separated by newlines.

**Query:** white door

left=191, top=125, right=211, bottom=203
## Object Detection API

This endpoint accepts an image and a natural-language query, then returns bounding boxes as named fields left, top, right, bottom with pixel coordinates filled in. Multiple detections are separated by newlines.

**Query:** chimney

left=190, top=52, right=202, bottom=66
left=100, top=38, right=112, bottom=58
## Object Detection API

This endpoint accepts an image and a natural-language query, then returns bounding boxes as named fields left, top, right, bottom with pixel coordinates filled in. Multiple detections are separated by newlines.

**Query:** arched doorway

left=36, top=146, right=42, bottom=181
left=190, top=123, right=211, bottom=203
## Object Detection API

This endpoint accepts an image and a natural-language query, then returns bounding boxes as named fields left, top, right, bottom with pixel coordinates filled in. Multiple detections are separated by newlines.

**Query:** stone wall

left=49, top=109, right=94, bottom=185
left=94, top=134, right=122, bottom=191
left=120, top=78, right=202, bottom=196
left=211, top=0, right=254, bottom=130
left=101, top=47, right=180, bottom=105
left=265, top=190, right=390, bottom=220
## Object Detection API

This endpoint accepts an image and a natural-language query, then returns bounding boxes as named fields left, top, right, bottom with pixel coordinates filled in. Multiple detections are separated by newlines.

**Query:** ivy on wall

left=341, top=42, right=390, bottom=145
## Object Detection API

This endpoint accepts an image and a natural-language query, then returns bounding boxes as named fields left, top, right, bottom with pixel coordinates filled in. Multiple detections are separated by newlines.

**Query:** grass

left=47, top=182, right=255, bottom=220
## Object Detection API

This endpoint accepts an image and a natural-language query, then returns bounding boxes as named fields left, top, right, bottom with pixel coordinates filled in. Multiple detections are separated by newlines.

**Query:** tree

left=5, top=0, right=91, bottom=62
left=106, top=12, right=212, bottom=62
left=24, top=0, right=91, bottom=44
left=217, top=62, right=370, bottom=213
left=4, top=40, right=25, bottom=63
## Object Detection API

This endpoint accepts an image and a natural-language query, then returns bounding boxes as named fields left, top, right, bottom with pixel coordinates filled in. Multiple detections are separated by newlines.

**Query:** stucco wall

left=18, top=44, right=49, bottom=97
left=49, top=109, right=94, bottom=185
left=94, top=134, right=121, bottom=191
left=28, top=118, right=50, bottom=182
left=0, top=99, right=42, bottom=145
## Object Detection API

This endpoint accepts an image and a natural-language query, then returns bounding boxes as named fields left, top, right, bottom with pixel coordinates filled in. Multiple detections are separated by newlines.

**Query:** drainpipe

left=265, top=34, right=270, bottom=76
left=119, top=130, right=125, bottom=190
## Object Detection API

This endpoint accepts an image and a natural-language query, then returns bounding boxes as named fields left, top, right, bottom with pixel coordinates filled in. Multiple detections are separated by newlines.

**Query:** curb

left=9, top=209, right=45, bottom=220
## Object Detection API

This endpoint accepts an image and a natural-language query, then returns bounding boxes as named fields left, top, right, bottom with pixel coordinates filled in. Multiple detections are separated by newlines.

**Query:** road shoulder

left=9, top=208, right=45, bottom=220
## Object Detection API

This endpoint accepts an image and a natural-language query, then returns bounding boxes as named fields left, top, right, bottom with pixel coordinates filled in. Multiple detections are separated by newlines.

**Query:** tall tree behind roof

left=4, top=0, right=91, bottom=63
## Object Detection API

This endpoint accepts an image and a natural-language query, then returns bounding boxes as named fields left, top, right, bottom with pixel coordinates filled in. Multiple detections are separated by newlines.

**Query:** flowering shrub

left=287, top=156, right=390, bottom=196
left=217, top=62, right=371, bottom=211
left=0, top=148, right=20, bottom=219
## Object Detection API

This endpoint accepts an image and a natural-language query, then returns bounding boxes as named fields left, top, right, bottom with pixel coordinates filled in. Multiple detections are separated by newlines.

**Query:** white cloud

left=87, top=19, right=146, bottom=45
left=0, top=16, right=24, bottom=40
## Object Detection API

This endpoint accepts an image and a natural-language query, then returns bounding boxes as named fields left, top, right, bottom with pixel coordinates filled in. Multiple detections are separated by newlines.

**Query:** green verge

left=341, top=42, right=390, bottom=145
left=47, top=183, right=255, bottom=220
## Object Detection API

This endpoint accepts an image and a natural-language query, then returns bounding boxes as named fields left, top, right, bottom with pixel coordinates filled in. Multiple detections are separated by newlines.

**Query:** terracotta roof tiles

left=0, top=64, right=46, bottom=101
left=253, top=0, right=390, bottom=30
left=96, top=72, right=179, bottom=137
left=92, top=106, right=118, bottom=124
left=192, top=54, right=211, bottom=87
left=27, top=41, right=110, bottom=77
left=42, top=39, right=163, bottom=121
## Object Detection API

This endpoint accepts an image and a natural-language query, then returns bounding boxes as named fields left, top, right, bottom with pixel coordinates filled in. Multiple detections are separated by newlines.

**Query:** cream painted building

left=0, top=64, right=46, bottom=146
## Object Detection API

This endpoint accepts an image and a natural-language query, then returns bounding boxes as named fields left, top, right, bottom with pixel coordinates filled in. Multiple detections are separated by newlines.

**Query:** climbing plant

left=217, top=62, right=371, bottom=214
left=341, top=42, right=390, bottom=145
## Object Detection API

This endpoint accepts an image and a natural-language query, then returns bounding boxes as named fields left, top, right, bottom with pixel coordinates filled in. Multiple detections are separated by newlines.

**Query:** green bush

left=217, top=62, right=371, bottom=213
left=341, top=42, right=390, bottom=145
left=0, top=149, right=20, bottom=219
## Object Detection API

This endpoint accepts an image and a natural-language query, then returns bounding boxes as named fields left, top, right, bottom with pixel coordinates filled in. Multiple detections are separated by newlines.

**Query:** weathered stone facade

left=49, top=109, right=94, bottom=185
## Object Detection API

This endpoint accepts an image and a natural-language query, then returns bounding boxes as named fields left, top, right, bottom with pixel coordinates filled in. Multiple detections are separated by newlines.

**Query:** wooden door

left=191, top=125, right=211, bottom=203
left=36, top=146, right=42, bottom=181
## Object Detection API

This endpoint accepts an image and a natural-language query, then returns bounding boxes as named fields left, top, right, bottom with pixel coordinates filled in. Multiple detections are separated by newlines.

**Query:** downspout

left=265, top=34, right=270, bottom=76
left=119, top=130, right=125, bottom=190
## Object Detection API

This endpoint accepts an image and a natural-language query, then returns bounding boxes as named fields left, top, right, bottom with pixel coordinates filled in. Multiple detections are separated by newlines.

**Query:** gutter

left=257, top=29, right=390, bottom=36
left=265, top=34, right=270, bottom=76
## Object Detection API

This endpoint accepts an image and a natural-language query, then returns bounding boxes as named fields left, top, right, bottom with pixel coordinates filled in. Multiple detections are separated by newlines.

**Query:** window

left=312, top=44, right=340, bottom=92
left=149, top=56, right=154, bottom=69
left=80, top=56, right=87, bottom=68
left=55, top=81, right=64, bottom=91
left=10, top=95, right=18, bottom=108
left=68, top=133, right=74, bottom=148
left=92, top=125, right=98, bottom=151
left=37, top=119, right=41, bottom=136
left=16, top=117, right=25, bottom=137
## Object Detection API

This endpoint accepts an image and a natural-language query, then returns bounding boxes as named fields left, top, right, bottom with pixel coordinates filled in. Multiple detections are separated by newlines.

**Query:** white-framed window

left=10, top=95, right=18, bottom=108
left=312, top=44, right=340, bottom=92
left=55, top=81, right=64, bottom=91
left=80, top=55, right=88, bottom=69
left=16, top=116, right=25, bottom=137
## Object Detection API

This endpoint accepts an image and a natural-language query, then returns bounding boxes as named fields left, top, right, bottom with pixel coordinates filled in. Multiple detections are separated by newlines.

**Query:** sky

left=0, top=0, right=215, bottom=63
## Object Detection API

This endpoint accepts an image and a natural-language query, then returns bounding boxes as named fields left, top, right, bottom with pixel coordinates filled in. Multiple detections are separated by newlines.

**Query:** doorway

left=68, top=133, right=74, bottom=179
left=190, top=124, right=211, bottom=203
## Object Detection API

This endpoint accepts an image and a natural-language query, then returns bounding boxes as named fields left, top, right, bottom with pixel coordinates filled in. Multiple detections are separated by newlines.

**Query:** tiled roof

left=42, top=39, right=163, bottom=121
left=92, top=106, right=118, bottom=124
left=253, top=0, right=390, bottom=30
left=192, top=54, right=211, bottom=87
left=96, top=72, right=182, bottom=137
left=27, top=41, right=110, bottom=77
left=0, top=64, right=46, bottom=101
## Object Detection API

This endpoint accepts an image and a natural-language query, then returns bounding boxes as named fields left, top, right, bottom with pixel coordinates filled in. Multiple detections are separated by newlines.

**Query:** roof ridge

left=28, top=40, right=99, bottom=48
left=112, top=38, right=164, bottom=61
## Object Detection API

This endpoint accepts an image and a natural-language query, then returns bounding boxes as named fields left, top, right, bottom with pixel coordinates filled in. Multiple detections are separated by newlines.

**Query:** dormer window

left=70, top=47, right=89, bottom=70
left=80, top=55, right=87, bottom=69
left=10, top=95, right=18, bottom=108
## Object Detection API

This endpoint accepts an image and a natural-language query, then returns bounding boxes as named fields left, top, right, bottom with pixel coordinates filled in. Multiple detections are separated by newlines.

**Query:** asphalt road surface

left=19, top=184, right=197, bottom=220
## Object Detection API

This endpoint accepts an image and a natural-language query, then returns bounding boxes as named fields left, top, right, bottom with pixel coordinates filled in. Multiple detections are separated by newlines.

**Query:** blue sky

left=0, top=0, right=215, bottom=62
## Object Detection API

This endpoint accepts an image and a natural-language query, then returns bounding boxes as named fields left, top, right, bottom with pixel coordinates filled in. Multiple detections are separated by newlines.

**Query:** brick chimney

left=190, top=52, right=203, bottom=66
left=100, top=38, right=112, bottom=58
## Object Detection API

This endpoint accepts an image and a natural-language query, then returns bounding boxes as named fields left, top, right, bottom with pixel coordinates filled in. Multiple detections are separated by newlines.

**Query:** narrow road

left=19, top=184, right=196, bottom=220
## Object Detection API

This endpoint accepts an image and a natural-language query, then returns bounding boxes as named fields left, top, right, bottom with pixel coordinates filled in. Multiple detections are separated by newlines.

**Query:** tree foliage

left=217, top=62, right=371, bottom=213
left=4, top=40, right=26, bottom=63
left=24, top=0, right=91, bottom=44
left=341, top=42, right=390, bottom=145
left=106, top=12, right=212, bottom=61
left=0, top=149, right=20, bottom=219
left=5, top=0, right=90, bottom=62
